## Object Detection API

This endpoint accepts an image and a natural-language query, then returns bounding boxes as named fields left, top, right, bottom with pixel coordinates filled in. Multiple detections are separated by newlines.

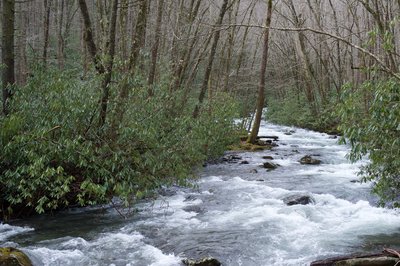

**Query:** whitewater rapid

left=1, top=121, right=400, bottom=265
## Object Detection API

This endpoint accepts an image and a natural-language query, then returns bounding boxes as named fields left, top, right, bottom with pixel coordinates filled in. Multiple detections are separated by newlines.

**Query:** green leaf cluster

left=338, top=79, right=400, bottom=207
left=0, top=68, right=238, bottom=219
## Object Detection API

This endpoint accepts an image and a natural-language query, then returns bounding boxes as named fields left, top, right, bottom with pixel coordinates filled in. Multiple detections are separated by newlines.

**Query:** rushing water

left=2, top=121, right=400, bottom=266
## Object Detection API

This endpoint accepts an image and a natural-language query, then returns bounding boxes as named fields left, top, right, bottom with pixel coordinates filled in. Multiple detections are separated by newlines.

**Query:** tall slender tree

left=42, top=0, right=51, bottom=68
left=248, top=0, right=273, bottom=144
left=193, top=0, right=230, bottom=118
left=2, top=0, right=15, bottom=116
left=148, top=0, right=164, bottom=92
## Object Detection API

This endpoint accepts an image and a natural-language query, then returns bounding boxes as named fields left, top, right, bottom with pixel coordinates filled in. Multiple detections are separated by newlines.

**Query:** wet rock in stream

left=182, top=257, right=221, bottom=266
left=182, top=205, right=205, bottom=214
left=262, top=156, right=274, bottom=160
left=283, top=194, right=315, bottom=206
left=299, top=155, right=322, bottom=165
left=262, top=162, right=279, bottom=170
left=311, top=251, right=400, bottom=266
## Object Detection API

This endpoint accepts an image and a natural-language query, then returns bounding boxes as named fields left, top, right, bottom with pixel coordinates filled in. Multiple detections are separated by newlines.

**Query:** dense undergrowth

left=267, top=91, right=339, bottom=134
left=0, top=68, right=240, bottom=220
left=338, top=79, right=400, bottom=208
left=266, top=80, right=400, bottom=208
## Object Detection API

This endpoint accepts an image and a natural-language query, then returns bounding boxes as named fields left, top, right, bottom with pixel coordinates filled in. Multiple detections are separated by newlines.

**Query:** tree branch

left=220, top=23, right=400, bottom=81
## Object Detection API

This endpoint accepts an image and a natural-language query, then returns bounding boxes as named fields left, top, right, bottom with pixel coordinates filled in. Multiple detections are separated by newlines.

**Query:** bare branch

left=220, top=23, right=400, bottom=81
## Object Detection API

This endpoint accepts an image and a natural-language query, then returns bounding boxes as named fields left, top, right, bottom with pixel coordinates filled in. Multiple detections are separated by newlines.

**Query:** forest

left=1, top=0, right=400, bottom=221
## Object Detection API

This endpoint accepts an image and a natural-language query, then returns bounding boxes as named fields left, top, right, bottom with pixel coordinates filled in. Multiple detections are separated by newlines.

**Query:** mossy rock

left=0, top=247, right=32, bottom=266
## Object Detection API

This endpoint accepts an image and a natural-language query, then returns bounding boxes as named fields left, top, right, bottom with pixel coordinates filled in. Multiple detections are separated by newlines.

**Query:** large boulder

left=182, top=257, right=221, bottom=266
left=0, top=247, right=32, bottom=266
left=283, top=194, right=315, bottom=206
left=299, top=155, right=321, bottom=165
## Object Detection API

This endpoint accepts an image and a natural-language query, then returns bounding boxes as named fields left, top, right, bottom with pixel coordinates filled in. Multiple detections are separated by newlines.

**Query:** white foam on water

left=28, top=247, right=86, bottom=266
left=192, top=173, right=400, bottom=265
left=0, top=223, right=34, bottom=242
left=142, top=246, right=182, bottom=266
left=26, top=230, right=182, bottom=266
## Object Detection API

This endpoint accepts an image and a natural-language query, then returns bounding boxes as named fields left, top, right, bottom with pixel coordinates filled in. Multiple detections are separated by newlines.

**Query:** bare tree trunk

left=248, top=0, right=273, bottom=144
left=170, top=0, right=203, bottom=92
left=57, top=0, right=65, bottom=70
left=192, top=0, right=230, bottom=118
left=98, top=0, right=119, bottom=128
left=223, top=0, right=240, bottom=92
left=147, top=0, right=164, bottom=93
left=180, top=28, right=213, bottom=109
left=129, top=0, right=148, bottom=72
left=236, top=0, right=257, bottom=77
left=119, top=0, right=129, bottom=59
left=79, top=0, right=118, bottom=129
left=16, top=2, right=28, bottom=85
left=2, top=0, right=15, bottom=116
left=286, top=0, right=317, bottom=115
left=111, top=0, right=148, bottom=132
left=78, top=0, right=104, bottom=74
left=42, top=0, right=51, bottom=68
left=80, top=16, right=89, bottom=78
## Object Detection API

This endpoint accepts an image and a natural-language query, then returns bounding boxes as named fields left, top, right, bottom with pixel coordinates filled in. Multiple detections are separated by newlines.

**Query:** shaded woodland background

left=2, top=0, right=400, bottom=121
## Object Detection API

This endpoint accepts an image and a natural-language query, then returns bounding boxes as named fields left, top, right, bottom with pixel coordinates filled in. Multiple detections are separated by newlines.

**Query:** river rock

left=334, top=257, right=399, bottom=266
left=182, top=257, right=221, bottom=266
left=262, top=156, right=274, bottom=160
left=299, top=155, right=321, bottom=165
left=240, top=160, right=249, bottom=164
left=222, top=154, right=242, bottom=163
left=182, top=205, right=205, bottom=214
left=311, top=254, right=400, bottom=266
left=0, top=247, right=32, bottom=266
left=283, top=194, right=315, bottom=206
left=262, top=162, right=278, bottom=170
left=184, top=195, right=197, bottom=202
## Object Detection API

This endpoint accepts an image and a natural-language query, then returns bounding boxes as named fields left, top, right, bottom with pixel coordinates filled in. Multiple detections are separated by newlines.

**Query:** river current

left=1, top=121, right=400, bottom=265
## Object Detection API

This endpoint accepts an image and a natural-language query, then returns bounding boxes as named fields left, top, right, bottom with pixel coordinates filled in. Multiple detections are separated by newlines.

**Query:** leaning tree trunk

left=2, top=0, right=15, bottom=116
left=192, top=0, right=230, bottom=118
left=247, top=0, right=273, bottom=144
left=78, top=0, right=118, bottom=130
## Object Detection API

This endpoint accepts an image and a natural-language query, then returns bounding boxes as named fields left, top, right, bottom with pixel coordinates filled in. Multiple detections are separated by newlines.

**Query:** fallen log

left=311, top=249, right=400, bottom=266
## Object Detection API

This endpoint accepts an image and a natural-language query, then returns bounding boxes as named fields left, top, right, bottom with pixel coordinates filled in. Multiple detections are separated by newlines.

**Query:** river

left=1, top=121, right=400, bottom=266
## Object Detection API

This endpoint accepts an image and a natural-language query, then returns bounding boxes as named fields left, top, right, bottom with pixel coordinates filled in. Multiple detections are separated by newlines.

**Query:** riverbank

left=1, top=121, right=400, bottom=265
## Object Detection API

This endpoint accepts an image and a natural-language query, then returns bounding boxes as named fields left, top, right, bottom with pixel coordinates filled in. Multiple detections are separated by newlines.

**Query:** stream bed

left=1, top=121, right=400, bottom=266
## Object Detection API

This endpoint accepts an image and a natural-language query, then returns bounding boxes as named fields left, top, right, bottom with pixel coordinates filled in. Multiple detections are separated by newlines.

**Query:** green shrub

left=0, top=68, right=238, bottom=219
left=267, top=90, right=339, bottom=133
left=338, top=79, right=400, bottom=207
